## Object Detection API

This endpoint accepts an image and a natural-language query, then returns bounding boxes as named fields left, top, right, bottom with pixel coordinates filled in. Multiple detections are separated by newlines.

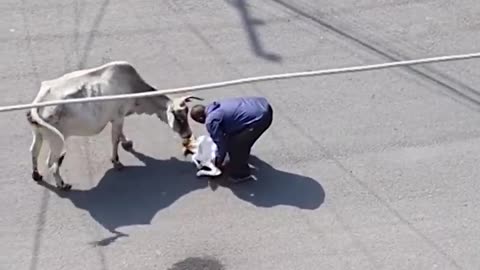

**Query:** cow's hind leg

left=120, top=133, right=133, bottom=152
left=30, top=129, right=44, bottom=182
left=45, top=134, right=70, bottom=190
left=111, top=119, right=126, bottom=169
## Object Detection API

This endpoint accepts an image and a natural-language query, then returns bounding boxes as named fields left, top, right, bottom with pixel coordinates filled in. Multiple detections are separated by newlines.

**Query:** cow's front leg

left=111, top=120, right=125, bottom=170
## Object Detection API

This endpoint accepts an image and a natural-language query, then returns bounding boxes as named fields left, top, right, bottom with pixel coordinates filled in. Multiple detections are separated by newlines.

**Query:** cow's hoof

left=58, top=183, right=72, bottom=191
left=32, top=171, right=43, bottom=182
left=112, top=161, right=124, bottom=170
left=121, top=141, right=133, bottom=151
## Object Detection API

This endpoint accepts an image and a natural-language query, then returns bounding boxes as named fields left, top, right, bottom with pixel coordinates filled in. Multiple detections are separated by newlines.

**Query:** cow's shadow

left=39, top=152, right=325, bottom=246
left=215, top=155, right=325, bottom=210
left=40, top=150, right=207, bottom=246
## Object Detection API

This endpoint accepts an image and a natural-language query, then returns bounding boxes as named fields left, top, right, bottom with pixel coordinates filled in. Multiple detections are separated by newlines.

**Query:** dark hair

left=190, top=104, right=206, bottom=122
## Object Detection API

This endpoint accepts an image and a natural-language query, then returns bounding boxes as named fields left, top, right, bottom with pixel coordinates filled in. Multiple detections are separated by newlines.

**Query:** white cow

left=26, top=61, right=202, bottom=191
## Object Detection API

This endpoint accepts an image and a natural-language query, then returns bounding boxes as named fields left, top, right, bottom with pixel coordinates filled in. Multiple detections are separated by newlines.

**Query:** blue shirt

left=205, top=96, right=270, bottom=163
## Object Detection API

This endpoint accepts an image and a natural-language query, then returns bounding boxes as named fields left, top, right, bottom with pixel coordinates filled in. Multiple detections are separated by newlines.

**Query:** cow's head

left=166, top=95, right=204, bottom=143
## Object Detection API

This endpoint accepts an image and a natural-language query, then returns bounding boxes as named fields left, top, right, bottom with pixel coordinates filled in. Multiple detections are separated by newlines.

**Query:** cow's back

left=34, top=61, right=146, bottom=137
left=44, top=61, right=142, bottom=98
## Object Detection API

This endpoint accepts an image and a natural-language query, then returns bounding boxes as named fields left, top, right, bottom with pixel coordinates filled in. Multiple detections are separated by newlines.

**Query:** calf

left=26, top=61, right=202, bottom=190
left=183, top=135, right=222, bottom=177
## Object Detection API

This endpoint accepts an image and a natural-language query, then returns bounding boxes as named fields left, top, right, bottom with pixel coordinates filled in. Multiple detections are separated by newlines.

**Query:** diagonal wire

left=2, top=52, right=480, bottom=113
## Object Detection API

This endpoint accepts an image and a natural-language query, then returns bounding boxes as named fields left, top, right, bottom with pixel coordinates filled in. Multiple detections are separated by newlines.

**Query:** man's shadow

left=215, top=155, right=325, bottom=210
left=39, top=150, right=208, bottom=246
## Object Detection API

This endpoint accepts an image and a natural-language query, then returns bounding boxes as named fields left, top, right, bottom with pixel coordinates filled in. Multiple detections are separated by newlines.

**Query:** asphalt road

left=1, top=0, right=480, bottom=269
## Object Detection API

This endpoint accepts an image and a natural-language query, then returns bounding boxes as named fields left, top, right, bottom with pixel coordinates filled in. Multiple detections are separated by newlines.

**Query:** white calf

left=184, top=135, right=222, bottom=177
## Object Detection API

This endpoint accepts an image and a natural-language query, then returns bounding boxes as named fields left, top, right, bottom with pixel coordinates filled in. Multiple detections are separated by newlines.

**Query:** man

left=190, top=96, right=273, bottom=182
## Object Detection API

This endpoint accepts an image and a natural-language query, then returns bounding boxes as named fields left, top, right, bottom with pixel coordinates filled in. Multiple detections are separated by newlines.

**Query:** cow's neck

left=156, top=99, right=174, bottom=124
left=133, top=95, right=171, bottom=123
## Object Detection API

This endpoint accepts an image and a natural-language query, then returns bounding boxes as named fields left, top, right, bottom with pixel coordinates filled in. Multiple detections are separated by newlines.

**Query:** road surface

left=1, top=0, right=480, bottom=269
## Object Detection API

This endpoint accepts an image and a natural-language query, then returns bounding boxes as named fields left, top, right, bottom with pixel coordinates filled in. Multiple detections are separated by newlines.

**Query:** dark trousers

left=226, top=105, right=273, bottom=178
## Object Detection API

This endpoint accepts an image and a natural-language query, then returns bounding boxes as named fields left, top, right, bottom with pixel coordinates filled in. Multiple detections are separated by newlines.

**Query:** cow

left=26, top=61, right=203, bottom=191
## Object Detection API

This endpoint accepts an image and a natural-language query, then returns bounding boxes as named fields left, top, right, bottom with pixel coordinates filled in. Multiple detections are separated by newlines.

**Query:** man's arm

left=206, top=113, right=227, bottom=165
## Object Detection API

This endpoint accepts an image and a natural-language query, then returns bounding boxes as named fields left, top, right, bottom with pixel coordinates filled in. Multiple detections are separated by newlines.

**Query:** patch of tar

left=167, top=256, right=225, bottom=270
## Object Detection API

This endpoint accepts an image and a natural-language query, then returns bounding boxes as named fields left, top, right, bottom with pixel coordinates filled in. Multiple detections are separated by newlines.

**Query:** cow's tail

left=27, top=106, right=65, bottom=146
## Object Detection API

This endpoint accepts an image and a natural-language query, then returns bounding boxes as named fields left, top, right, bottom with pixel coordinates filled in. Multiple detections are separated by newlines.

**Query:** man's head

left=190, top=104, right=207, bottom=124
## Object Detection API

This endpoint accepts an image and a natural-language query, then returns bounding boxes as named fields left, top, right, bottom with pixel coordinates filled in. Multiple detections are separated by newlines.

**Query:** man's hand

left=214, top=157, right=224, bottom=169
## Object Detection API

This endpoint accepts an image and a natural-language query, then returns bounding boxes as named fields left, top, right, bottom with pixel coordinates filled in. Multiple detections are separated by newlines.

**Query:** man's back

left=206, top=96, right=270, bottom=135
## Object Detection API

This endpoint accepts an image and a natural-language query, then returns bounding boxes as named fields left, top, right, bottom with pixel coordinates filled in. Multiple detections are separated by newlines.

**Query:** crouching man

left=189, top=96, right=273, bottom=183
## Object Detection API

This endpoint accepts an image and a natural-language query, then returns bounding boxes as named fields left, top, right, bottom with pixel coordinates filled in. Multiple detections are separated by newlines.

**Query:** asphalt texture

left=1, top=0, right=480, bottom=269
